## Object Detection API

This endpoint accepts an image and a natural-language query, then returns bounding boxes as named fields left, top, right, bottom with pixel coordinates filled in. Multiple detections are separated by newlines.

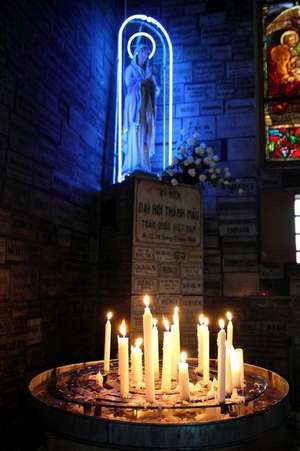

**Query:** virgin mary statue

left=122, top=42, right=159, bottom=175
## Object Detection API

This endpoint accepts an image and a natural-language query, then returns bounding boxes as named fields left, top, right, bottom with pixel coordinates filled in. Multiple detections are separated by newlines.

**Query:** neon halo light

left=117, top=15, right=173, bottom=183
left=127, top=32, right=156, bottom=60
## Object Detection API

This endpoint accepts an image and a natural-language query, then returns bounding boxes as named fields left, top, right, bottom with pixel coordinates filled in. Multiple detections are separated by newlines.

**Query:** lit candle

left=197, top=313, right=204, bottom=373
left=143, top=295, right=155, bottom=402
left=231, top=348, right=241, bottom=389
left=178, top=352, right=190, bottom=401
left=118, top=320, right=129, bottom=398
left=217, top=319, right=226, bottom=403
left=171, top=306, right=180, bottom=380
left=131, top=337, right=143, bottom=388
left=104, top=312, right=112, bottom=373
left=202, top=317, right=210, bottom=385
left=161, top=317, right=172, bottom=393
left=152, top=318, right=159, bottom=380
left=236, top=348, right=244, bottom=387
left=225, top=341, right=232, bottom=395
left=226, top=312, right=233, bottom=348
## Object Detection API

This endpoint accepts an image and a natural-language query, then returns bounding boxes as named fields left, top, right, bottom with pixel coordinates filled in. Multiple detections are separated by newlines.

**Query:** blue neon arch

left=114, top=15, right=173, bottom=183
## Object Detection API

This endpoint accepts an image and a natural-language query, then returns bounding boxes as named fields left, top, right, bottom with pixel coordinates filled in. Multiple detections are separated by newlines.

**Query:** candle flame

left=174, top=306, right=179, bottom=315
left=163, top=317, right=169, bottom=331
left=107, top=311, right=112, bottom=320
left=219, top=319, right=225, bottom=329
left=199, top=313, right=204, bottom=324
left=120, top=319, right=126, bottom=337
left=135, top=337, right=143, bottom=348
left=204, top=317, right=209, bottom=326
left=143, top=295, right=150, bottom=307
left=180, top=351, right=187, bottom=363
left=226, top=311, right=232, bottom=321
left=152, top=318, right=157, bottom=327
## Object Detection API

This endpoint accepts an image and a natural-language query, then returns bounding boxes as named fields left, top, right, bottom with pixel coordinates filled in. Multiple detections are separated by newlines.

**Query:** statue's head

left=134, top=43, right=151, bottom=66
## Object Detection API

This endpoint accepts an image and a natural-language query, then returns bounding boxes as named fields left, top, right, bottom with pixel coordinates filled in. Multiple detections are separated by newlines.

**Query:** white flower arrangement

left=160, top=126, right=243, bottom=194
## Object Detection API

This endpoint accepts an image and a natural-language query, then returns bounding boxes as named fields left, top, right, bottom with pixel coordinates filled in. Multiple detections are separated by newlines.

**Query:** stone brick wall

left=127, top=0, right=300, bottom=407
left=0, top=0, right=120, bottom=444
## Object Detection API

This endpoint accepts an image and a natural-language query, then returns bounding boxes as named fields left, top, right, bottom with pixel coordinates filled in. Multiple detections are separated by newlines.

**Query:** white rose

left=223, top=180, right=230, bottom=186
left=215, top=168, right=221, bottom=174
left=188, top=168, right=196, bottom=177
left=180, top=146, right=187, bottom=154
left=208, top=167, right=215, bottom=174
left=167, top=169, right=174, bottom=176
left=199, top=174, right=207, bottom=182
left=203, top=157, right=211, bottom=165
left=225, top=171, right=231, bottom=178
left=209, top=161, right=216, bottom=168
left=171, top=178, right=178, bottom=186
left=195, top=147, right=205, bottom=156
left=172, top=157, right=179, bottom=165
left=213, top=155, right=219, bottom=162
left=195, top=158, right=202, bottom=166
left=210, top=173, right=217, bottom=179
left=187, top=156, right=194, bottom=164
left=200, top=142, right=206, bottom=149
left=184, top=160, right=189, bottom=166
left=238, top=187, right=244, bottom=194
left=187, top=138, right=196, bottom=146
left=193, top=132, right=200, bottom=139
left=207, top=146, right=213, bottom=154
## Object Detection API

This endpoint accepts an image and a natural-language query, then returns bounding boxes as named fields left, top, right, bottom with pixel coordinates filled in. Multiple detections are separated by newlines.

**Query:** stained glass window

left=263, top=2, right=300, bottom=162
left=295, top=194, right=300, bottom=263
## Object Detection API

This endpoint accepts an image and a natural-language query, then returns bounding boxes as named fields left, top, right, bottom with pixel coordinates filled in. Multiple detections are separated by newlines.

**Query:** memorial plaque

left=217, top=197, right=256, bottom=215
left=181, top=260, right=203, bottom=278
left=10, top=266, right=38, bottom=301
left=204, top=235, right=219, bottom=249
left=133, top=261, right=158, bottom=277
left=199, top=11, right=226, bottom=26
left=182, top=279, right=203, bottom=295
left=211, top=45, right=232, bottom=60
left=133, top=278, right=158, bottom=294
left=217, top=113, right=256, bottom=138
left=173, top=62, right=193, bottom=83
left=219, top=214, right=257, bottom=237
left=204, top=273, right=222, bottom=296
left=182, top=116, right=216, bottom=140
left=204, top=250, right=221, bottom=273
left=27, top=318, right=42, bottom=345
left=6, top=239, right=25, bottom=262
left=159, top=262, right=179, bottom=277
left=201, top=25, right=229, bottom=45
left=176, top=103, right=199, bottom=118
left=183, top=45, right=210, bottom=61
left=222, top=236, right=257, bottom=254
left=134, top=179, right=201, bottom=247
left=260, top=170, right=283, bottom=189
left=236, top=321, right=260, bottom=336
left=133, top=246, right=153, bottom=260
left=216, top=80, right=254, bottom=100
left=225, top=98, right=255, bottom=115
left=226, top=61, right=254, bottom=79
left=188, top=249, right=203, bottom=262
left=52, top=198, right=73, bottom=227
left=227, top=137, right=256, bottom=161
left=0, top=238, right=5, bottom=263
left=223, top=273, right=259, bottom=296
left=199, top=100, right=223, bottom=116
left=154, top=247, right=174, bottom=262
left=262, top=321, right=287, bottom=337
left=159, top=278, right=181, bottom=294
left=261, top=263, right=284, bottom=279
left=223, top=253, right=258, bottom=272
left=193, top=62, right=224, bottom=83
left=184, top=84, right=215, bottom=102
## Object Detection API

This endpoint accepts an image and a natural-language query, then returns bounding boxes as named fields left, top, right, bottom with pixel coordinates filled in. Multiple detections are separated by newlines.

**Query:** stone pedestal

left=99, top=173, right=203, bottom=352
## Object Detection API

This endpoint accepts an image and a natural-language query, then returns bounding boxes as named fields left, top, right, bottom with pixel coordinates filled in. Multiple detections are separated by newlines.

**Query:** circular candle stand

left=28, top=358, right=290, bottom=451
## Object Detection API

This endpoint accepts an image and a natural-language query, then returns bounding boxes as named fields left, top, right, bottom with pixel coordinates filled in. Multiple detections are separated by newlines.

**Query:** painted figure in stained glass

left=263, top=3, right=300, bottom=161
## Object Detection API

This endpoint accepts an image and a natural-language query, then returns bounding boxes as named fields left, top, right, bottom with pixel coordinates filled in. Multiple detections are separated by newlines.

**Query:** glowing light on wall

left=115, top=15, right=173, bottom=183
left=127, top=32, right=156, bottom=60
